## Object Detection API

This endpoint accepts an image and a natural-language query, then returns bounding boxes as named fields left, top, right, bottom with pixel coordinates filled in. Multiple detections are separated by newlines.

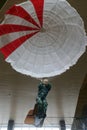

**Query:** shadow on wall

left=71, top=73, right=87, bottom=130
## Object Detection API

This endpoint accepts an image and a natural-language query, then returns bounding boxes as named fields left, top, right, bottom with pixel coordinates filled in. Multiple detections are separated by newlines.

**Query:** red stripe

left=6, top=5, right=40, bottom=28
left=0, top=24, right=39, bottom=36
left=30, top=0, right=44, bottom=27
left=0, top=31, right=39, bottom=58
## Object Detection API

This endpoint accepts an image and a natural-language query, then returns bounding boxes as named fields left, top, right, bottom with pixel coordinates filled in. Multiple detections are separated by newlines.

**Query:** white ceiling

left=0, top=0, right=87, bottom=127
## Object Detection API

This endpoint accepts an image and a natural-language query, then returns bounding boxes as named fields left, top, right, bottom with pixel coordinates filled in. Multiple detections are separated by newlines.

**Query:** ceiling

left=0, top=0, right=87, bottom=127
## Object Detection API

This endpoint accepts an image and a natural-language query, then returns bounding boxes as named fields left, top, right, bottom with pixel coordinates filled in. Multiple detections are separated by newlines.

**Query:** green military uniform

left=36, top=82, right=52, bottom=118
left=34, top=82, right=51, bottom=127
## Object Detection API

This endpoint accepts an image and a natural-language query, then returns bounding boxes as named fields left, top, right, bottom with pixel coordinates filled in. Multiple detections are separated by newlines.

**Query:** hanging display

left=0, top=0, right=87, bottom=78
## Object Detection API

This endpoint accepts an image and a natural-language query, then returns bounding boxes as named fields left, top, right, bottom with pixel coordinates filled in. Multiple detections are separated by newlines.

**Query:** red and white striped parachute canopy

left=0, top=0, right=87, bottom=78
